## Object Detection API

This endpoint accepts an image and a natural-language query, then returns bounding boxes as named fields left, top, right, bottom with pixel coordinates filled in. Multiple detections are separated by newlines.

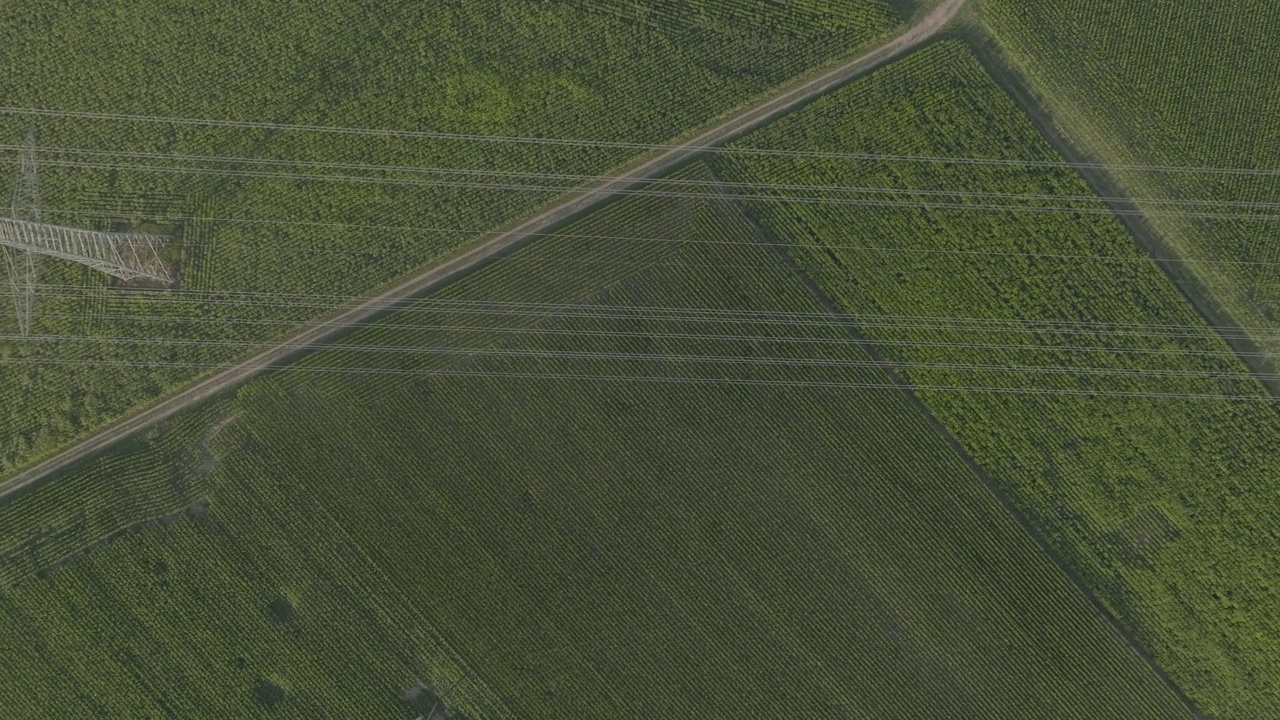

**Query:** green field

left=5, top=3, right=1279, bottom=718
left=713, top=38, right=1280, bottom=719
left=0, top=165, right=1193, bottom=718
left=0, top=0, right=903, bottom=474
left=979, top=0, right=1280, bottom=355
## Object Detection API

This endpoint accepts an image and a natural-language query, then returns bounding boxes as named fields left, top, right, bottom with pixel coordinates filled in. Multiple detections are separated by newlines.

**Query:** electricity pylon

left=3, top=129, right=39, bottom=336
left=2, top=131, right=172, bottom=337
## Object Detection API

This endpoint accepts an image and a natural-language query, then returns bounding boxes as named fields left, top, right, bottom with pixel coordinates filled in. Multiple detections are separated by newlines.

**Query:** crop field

left=712, top=39, right=1280, bottom=719
left=979, top=0, right=1280, bottom=355
left=0, top=166, right=1193, bottom=718
left=0, top=0, right=903, bottom=475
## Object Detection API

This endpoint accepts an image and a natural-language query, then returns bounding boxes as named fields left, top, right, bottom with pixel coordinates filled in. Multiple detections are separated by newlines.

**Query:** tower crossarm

left=0, top=217, right=171, bottom=282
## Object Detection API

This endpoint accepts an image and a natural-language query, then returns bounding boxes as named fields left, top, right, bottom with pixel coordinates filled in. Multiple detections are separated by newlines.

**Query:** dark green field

left=3, top=2, right=1278, bottom=719
left=0, top=166, right=1192, bottom=718
left=715, top=38, right=1280, bottom=719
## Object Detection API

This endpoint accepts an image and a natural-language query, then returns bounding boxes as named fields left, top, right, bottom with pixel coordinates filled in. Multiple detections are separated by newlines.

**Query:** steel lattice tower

left=3, top=130, right=39, bottom=336
left=2, top=131, right=173, bottom=337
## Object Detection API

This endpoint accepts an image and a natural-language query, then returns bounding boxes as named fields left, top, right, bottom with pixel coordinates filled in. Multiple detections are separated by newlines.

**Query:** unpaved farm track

left=0, top=0, right=966, bottom=500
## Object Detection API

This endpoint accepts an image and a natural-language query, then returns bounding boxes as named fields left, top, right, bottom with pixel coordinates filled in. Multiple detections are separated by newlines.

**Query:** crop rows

left=0, top=393, right=505, bottom=717
left=981, top=0, right=1280, bottom=360
left=714, top=39, right=1280, bottom=720
left=0, top=457, right=506, bottom=717
left=0, top=164, right=1192, bottom=718
left=579, top=0, right=898, bottom=36
left=0, top=399, right=229, bottom=590
left=0, top=0, right=901, bottom=475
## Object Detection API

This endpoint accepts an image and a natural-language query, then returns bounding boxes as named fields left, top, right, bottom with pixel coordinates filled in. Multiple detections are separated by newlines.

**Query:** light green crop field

left=0, top=0, right=903, bottom=475
left=713, top=39, right=1280, bottom=719
left=0, top=166, right=1193, bottom=719
left=979, top=0, right=1280, bottom=353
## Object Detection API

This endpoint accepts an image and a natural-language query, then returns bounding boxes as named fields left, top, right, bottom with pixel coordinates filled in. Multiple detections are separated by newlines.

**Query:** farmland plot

left=714, top=39, right=1280, bottom=720
left=980, top=0, right=1280, bottom=355
left=0, top=0, right=902, bottom=475
left=0, top=166, right=1192, bottom=719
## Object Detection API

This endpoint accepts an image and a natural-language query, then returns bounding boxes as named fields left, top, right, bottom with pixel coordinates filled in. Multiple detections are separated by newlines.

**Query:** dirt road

left=0, top=0, right=966, bottom=501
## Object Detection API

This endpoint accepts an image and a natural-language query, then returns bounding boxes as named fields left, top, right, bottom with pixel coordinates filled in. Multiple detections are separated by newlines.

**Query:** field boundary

left=0, top=0, right=967, bottom=503
left=708, top=167, right=1213, bottom=720
left=964, top=20, right=1225, bottom=719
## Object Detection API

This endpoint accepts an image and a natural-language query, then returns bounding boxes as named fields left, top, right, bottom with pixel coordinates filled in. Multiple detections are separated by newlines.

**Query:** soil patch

left=268, top=595, right=296, bottom=624
left=253, top=678, right=286, bottom=708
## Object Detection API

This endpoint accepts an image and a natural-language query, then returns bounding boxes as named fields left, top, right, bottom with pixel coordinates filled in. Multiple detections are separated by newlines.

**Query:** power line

left=0, top=356, right=1272, bottom=404
left=4, top=105, right=1279, bottom=177
left=12, top=288, right=1275, bottom=395
left=4, top=332, right=1269, bottom=384
left=20, top=311, right=1269, bottom=363
left=10, top=142, right=1280, bottom=211
left=17, top=289, right=1236, bottom=342
left=34, top=205, right=1280, bottom=270
left=21, top=290, right=1280, bottom=342
left=5, top=124, right=1274, bottom=399
left=10, top=252, right=1226, bottom=294
left=27, top=157, right=1280, bottom=223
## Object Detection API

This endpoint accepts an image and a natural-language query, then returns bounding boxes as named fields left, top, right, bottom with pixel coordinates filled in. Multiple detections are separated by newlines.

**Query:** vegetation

left=980, top=0, right=1280, bottom=354
left=0, top=0, right=903, bottom=475
left=714, top=39, right=1280, bottom=720
left=0, top=399, right=221, bottom=588
left=5, top=2, right=1277, bottom=718
left=0, top=166, right=1192, bottom=718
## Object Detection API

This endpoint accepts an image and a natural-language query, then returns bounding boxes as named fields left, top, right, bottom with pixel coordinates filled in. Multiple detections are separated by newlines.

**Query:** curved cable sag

left=0, top=356, right=1271, bottom=403
left=28, top=158, right=1280, bottom=223
left=4, top=105, right=1279, bottom=176
left=8, top=142, right=1280, bottom=211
